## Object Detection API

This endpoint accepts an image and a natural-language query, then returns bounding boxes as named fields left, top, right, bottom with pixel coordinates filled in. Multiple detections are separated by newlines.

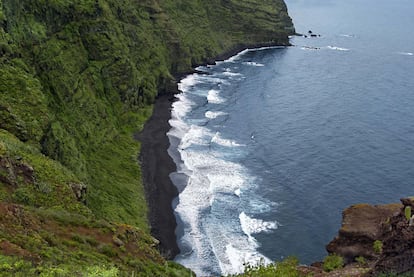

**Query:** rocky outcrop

left=0, top=156, right=35, bottom=186
left=373, top=198, right=414, bottom=275
left=327, top=203, right=402, bottom=262
left=325, top=198, right=414, bottom=276
left=69, top=182, right=87, bottom=204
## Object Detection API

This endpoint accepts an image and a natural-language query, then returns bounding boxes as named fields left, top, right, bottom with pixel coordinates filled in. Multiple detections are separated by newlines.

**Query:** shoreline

left=135, top=41, right=291, bottom=260
left=135, top=93, right=180, bottom=259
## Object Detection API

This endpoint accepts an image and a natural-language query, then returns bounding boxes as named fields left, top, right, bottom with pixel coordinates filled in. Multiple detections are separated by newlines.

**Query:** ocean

left=167, top=0, right=414, bottom=275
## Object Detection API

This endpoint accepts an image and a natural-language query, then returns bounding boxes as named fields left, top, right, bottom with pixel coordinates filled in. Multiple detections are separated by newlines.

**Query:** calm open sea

left=168, top=0, right=414, bottom=275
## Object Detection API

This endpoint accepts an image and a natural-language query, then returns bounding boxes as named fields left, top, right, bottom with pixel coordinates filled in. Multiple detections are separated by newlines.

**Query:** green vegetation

left=405, top=206, right=412, bottom=221
left=355, top=256, right=367, bottom=266
left=374, top=240, right=383, bottom=254
left=230, top=257, right=304, bottom=277
left=0, top=254, right=119, bottom=277
left=323, top=254, right=344, bottom=272
left=0, top=0, right=293, bottom=274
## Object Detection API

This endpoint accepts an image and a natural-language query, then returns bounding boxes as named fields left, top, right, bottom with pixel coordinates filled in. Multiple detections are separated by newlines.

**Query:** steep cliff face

left=324, top=198, right=414, bottom=276
left=0, top=0, right=293, bottom=274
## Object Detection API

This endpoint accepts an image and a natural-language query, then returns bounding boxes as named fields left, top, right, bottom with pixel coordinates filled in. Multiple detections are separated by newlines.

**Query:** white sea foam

left=207, top=89, right=225, bottom=104
left=220, top=45, right=284, bottom=64
left=168, top=93, right=194, bottom=141
left=174, top=170, right=216, bottom=275
left=339, top=34, right=355, bottom=38
left=211, top=132, right=244, bottom=147
left=223, top=67, right=243, bottom=76
left=207, top=171, right=244, bottom=194
left=254, top=45, right=286, bottom=51
left=247, top=198, right=274, bottom=214
left=199, top=75, right=227, bottom=85
left=168, top=118, right=189, bottom=140
left=397, top=52, right=413, bottom=56
left=223, top=71, right=243, bottom=77
left=180, top=125, right=212, bottom=149
left=243, top=61, right=265, bottom=67
left=171, top=93, right=193, bottom=119
left=327, top=45, right=350, bottom=51
left=170, top=113, right=263, bottom=276
left=227, top=49, right=250, bottom=62
left=300, top=46, right=319, bottom=51
left=174, top=149, right=255, bottom=275
left=205, top=111, right=227, bottom=119
left=224, top=243, right=270, bottom=275
left=239, top=212, right=279, bottom=238
left=170, top=47, right=283, bottom=276
left=178, top=74, right=200, bottom=92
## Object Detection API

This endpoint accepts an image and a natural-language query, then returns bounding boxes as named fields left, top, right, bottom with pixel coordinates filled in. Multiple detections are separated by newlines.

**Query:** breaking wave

left=169, top=48, right=281, bottom=276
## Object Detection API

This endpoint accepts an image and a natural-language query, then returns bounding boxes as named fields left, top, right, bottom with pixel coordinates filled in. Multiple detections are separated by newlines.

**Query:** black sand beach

left=134, top=42, right=292, bottom=261
left=135, top=94, right=180, bottom=259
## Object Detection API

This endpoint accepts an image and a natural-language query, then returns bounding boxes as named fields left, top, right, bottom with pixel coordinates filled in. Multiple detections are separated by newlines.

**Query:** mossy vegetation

left=373, top=240, right=384, bottom=254
left=323, top=254, right=344, bottom=272
left=405, top=206, right=412, bottom=221
left=229, top=257, right=306, bottom=277
left=0, top=0, right=293, bottom=274
left=355, top=256, right=367, bottom=266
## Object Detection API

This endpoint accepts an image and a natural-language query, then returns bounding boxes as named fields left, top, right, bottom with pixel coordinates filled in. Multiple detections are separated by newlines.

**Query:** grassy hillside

left=0, top=0, right=293, bottom=275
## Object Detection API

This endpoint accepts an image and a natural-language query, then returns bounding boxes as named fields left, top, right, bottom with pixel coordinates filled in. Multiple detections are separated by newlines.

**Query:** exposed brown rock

left=298, top=265, right=323, bottom=276
left=0, top=156, right=35, bottom=186
left=69, top=182, right=87, bottom=204
left=372, top=201, right=414, bottom=275
left=324, top=199, right=414, bottom=276
left=326, top=203, right=402, bottom=262
left=0, top=240, right=40, bottom=262
left=401, top=197, right=414, bottom=209
left=112, top=236, right=124, bottom=247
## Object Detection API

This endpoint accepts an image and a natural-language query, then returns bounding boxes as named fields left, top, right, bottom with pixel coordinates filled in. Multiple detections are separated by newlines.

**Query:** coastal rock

left=409, top=215, right=414, bottom=226
left=326, top=203, right=402, bottom=262
left=401, top=197, right=414, bottom=208
left=325, top=199, right=414, bottom=276
left=372, top=199, right=414, bottom=275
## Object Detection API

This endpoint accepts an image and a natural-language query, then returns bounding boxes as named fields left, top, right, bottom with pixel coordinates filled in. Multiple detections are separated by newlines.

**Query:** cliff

left=0, top=0, right=293, bottom=274
left=329, top=198, right=414, bottom=276
left=231, top=199, right=414, bottom=277
left=298, top=198, right=414, bottom=277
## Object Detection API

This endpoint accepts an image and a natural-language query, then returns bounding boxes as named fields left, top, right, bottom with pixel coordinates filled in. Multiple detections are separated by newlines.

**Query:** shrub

left=12, top=187, right=35, bottom=205
left=99, top=244, right=117, bottom=258
left=71, top=234, right=86, bottom=244
left=405, top=206, right=412, bottom=221
left=373, top=240, right=383, bottom=254
left=85, top=265, right=119, bottom=277
left=355, top=256, right=367, bottom=266
left=0, top=254, right=33, bottom=274
left=323, top=254, right=344, bottom=272
left=234, top=257, right=301, bottom=277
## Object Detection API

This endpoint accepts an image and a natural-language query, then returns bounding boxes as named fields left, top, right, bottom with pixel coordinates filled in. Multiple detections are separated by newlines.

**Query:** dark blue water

left=168, top=0, right=414, bottom=275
